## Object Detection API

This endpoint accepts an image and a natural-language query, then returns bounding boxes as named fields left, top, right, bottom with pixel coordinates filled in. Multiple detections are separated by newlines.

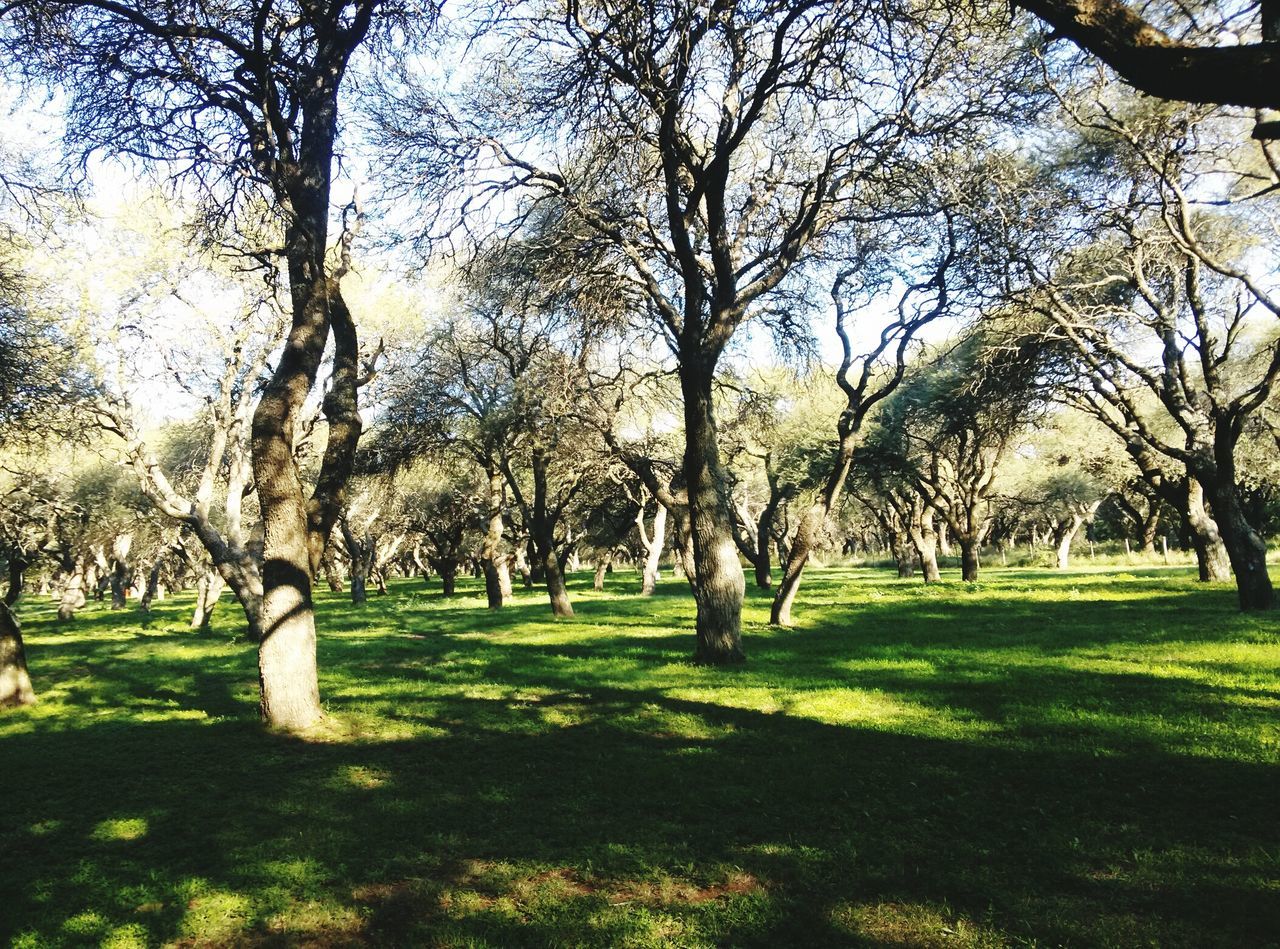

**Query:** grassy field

left=2, top=565, right=1278, bottom=948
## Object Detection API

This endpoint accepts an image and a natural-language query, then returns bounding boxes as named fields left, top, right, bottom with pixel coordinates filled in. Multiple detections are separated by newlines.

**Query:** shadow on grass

left=4, top=567, right=1277, bottom=946
left=3, top=692, right=1276, bottom=947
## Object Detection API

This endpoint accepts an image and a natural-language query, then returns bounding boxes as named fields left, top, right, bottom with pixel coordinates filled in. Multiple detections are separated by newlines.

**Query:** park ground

left=1, top=564, right=1278, bottom=947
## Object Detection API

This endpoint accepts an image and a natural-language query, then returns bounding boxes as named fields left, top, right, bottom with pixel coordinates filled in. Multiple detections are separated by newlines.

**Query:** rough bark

left=1204, top=477, right=1273, bottom=610
left=1014, top=0, right=1280, bottom=111
left=682, top=371, right=745, bottom=664
left=960, top=540, right=981, bottom=582
left=481, top=465, right=512, bottom=609
left=909, top=509, right=942, bottom=583
left=1185, top=477, right=1233, bottom=583
left=0, top=602, right=35, bottom=708
left=592, top=553, right=611, bottom=591
left=57, top=564, right=87, bottom=621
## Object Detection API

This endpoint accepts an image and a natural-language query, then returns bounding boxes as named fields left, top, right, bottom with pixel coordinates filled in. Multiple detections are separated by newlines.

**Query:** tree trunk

left=771, top=436, right=855, bottom=626
left=5, top=552, right=27, bottom=606
left=1205, top=479, right=1274, bottom=610
left=959, top=539, right=980, bottom=582
left=641, top=502, right=667, bottom=596
left=481, top=465, right=511, bottom=609
left=1184, top=477, right=1232, bottom=582
left=1053, top=515, right=1086, bottom=570
left=910, top=510, right=942, bottom=584
left=57, top=565, right=87, bottom=621
left=350, top=572, right=367, bottom=605
left=190, top=570, right=225, bottom=632
left=592, top=554, right=610, bottom=591
left=0, top=602, right=35, bottom=708
left=543, top=550, right=574, bottom=617
left=140, top=560, right=163, bottom=613
left=682, top=370, right=745, bottom=663
left=894, top=531, right=915, bottom=578
left=441, top=568, right=457, bottom=597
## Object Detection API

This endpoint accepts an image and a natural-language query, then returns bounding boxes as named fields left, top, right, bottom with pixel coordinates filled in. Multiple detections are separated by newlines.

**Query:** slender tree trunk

left=641, top=503, right=667, bottom=596
left=0, top=602, right=35, bottom=708
left=1140, top=511, right=1160, bottom=553
left=481, top=465, right=511, bottom=609
left=1054, top=515, right=1085, bottom=570
left=140, top=560, right=163, bottom=613
left=771, top=439, right=854, bottom=627
left=682, top=369, right=745, bottom=663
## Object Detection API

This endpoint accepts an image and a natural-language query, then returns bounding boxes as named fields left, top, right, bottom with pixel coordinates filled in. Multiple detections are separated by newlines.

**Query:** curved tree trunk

left=1185, top=478, right=1232, bottom=582
left=190, top=570, right=225, bottom=632
left=543, top=550, right=574, bottom=617
left=592, top=554, right=610, bottom=591
left=0, top=602, right=35, bottom=708
left=909, top=510, right=942, bottom=584
left=682, top=371, right=745, bottom=664
left=771, top=437, right=855, bottom=626
left=641, top=503, right=667, bottom=596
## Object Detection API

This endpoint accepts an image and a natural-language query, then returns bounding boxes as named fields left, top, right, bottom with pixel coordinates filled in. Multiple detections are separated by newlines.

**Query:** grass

left=2, top=564, right=1278, bottom=947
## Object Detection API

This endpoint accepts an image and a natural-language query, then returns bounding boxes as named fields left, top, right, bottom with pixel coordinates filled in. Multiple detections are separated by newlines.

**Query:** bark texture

left=0, top=602, right=35, bottom=708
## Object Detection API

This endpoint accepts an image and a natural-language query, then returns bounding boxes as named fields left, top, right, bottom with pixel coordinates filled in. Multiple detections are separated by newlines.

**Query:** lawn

left=2, top=565, right=1277, bottom=947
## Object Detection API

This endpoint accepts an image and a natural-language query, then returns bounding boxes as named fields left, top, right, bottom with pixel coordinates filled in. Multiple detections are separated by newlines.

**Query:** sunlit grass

left=2, top=563, right=1277, bottom=947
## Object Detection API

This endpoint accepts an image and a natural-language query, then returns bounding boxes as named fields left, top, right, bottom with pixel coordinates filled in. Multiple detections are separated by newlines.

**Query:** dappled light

left=3, top=568, right=1276, bottom=946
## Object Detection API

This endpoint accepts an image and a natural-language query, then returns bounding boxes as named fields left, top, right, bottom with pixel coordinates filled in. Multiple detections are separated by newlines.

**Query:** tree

left=1015, top=0, right=1280, bottom=119
left=882, top=330, right=1044, bottom=582
left=400, top=0, right=1031, bottom=661
left=1005, top=90, right=1280, bottom=609
left=2, top=0, right=418, bottom=728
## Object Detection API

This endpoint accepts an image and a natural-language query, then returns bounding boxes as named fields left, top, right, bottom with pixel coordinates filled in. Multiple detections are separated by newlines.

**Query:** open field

left=2, top=566, right=1278, bottom=948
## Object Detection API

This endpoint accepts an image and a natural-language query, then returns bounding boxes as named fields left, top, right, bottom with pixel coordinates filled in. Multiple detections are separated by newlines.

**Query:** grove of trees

left=0, top=0, right=1276, bottom=722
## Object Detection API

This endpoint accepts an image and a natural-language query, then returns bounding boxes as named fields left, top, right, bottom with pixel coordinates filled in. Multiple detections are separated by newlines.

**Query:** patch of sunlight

left=260, top=858, right=333, bottom=888
left=91, top=818, right=148, bottom=842
left=783, top=689, right=933, bottom=728
left=831, top=900, right=1008, bottom=948
left=666, top=686, right=784, bottom=715
left=333, top=764, right=390, bottom=790
left=100, top=923, right=150, bottom=949
left=839, top=658, right=939, bottom=675
left=28, top=819, right=63, bottom=836
left=176, top=890, right=253, bottom=941
left=61, top=910, right=110, bottom=937
left=259, top=900, right=365, bottom=940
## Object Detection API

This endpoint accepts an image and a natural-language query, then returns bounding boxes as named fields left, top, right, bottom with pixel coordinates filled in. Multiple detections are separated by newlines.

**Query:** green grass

left=2, top=565, right=1278, bottom=947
